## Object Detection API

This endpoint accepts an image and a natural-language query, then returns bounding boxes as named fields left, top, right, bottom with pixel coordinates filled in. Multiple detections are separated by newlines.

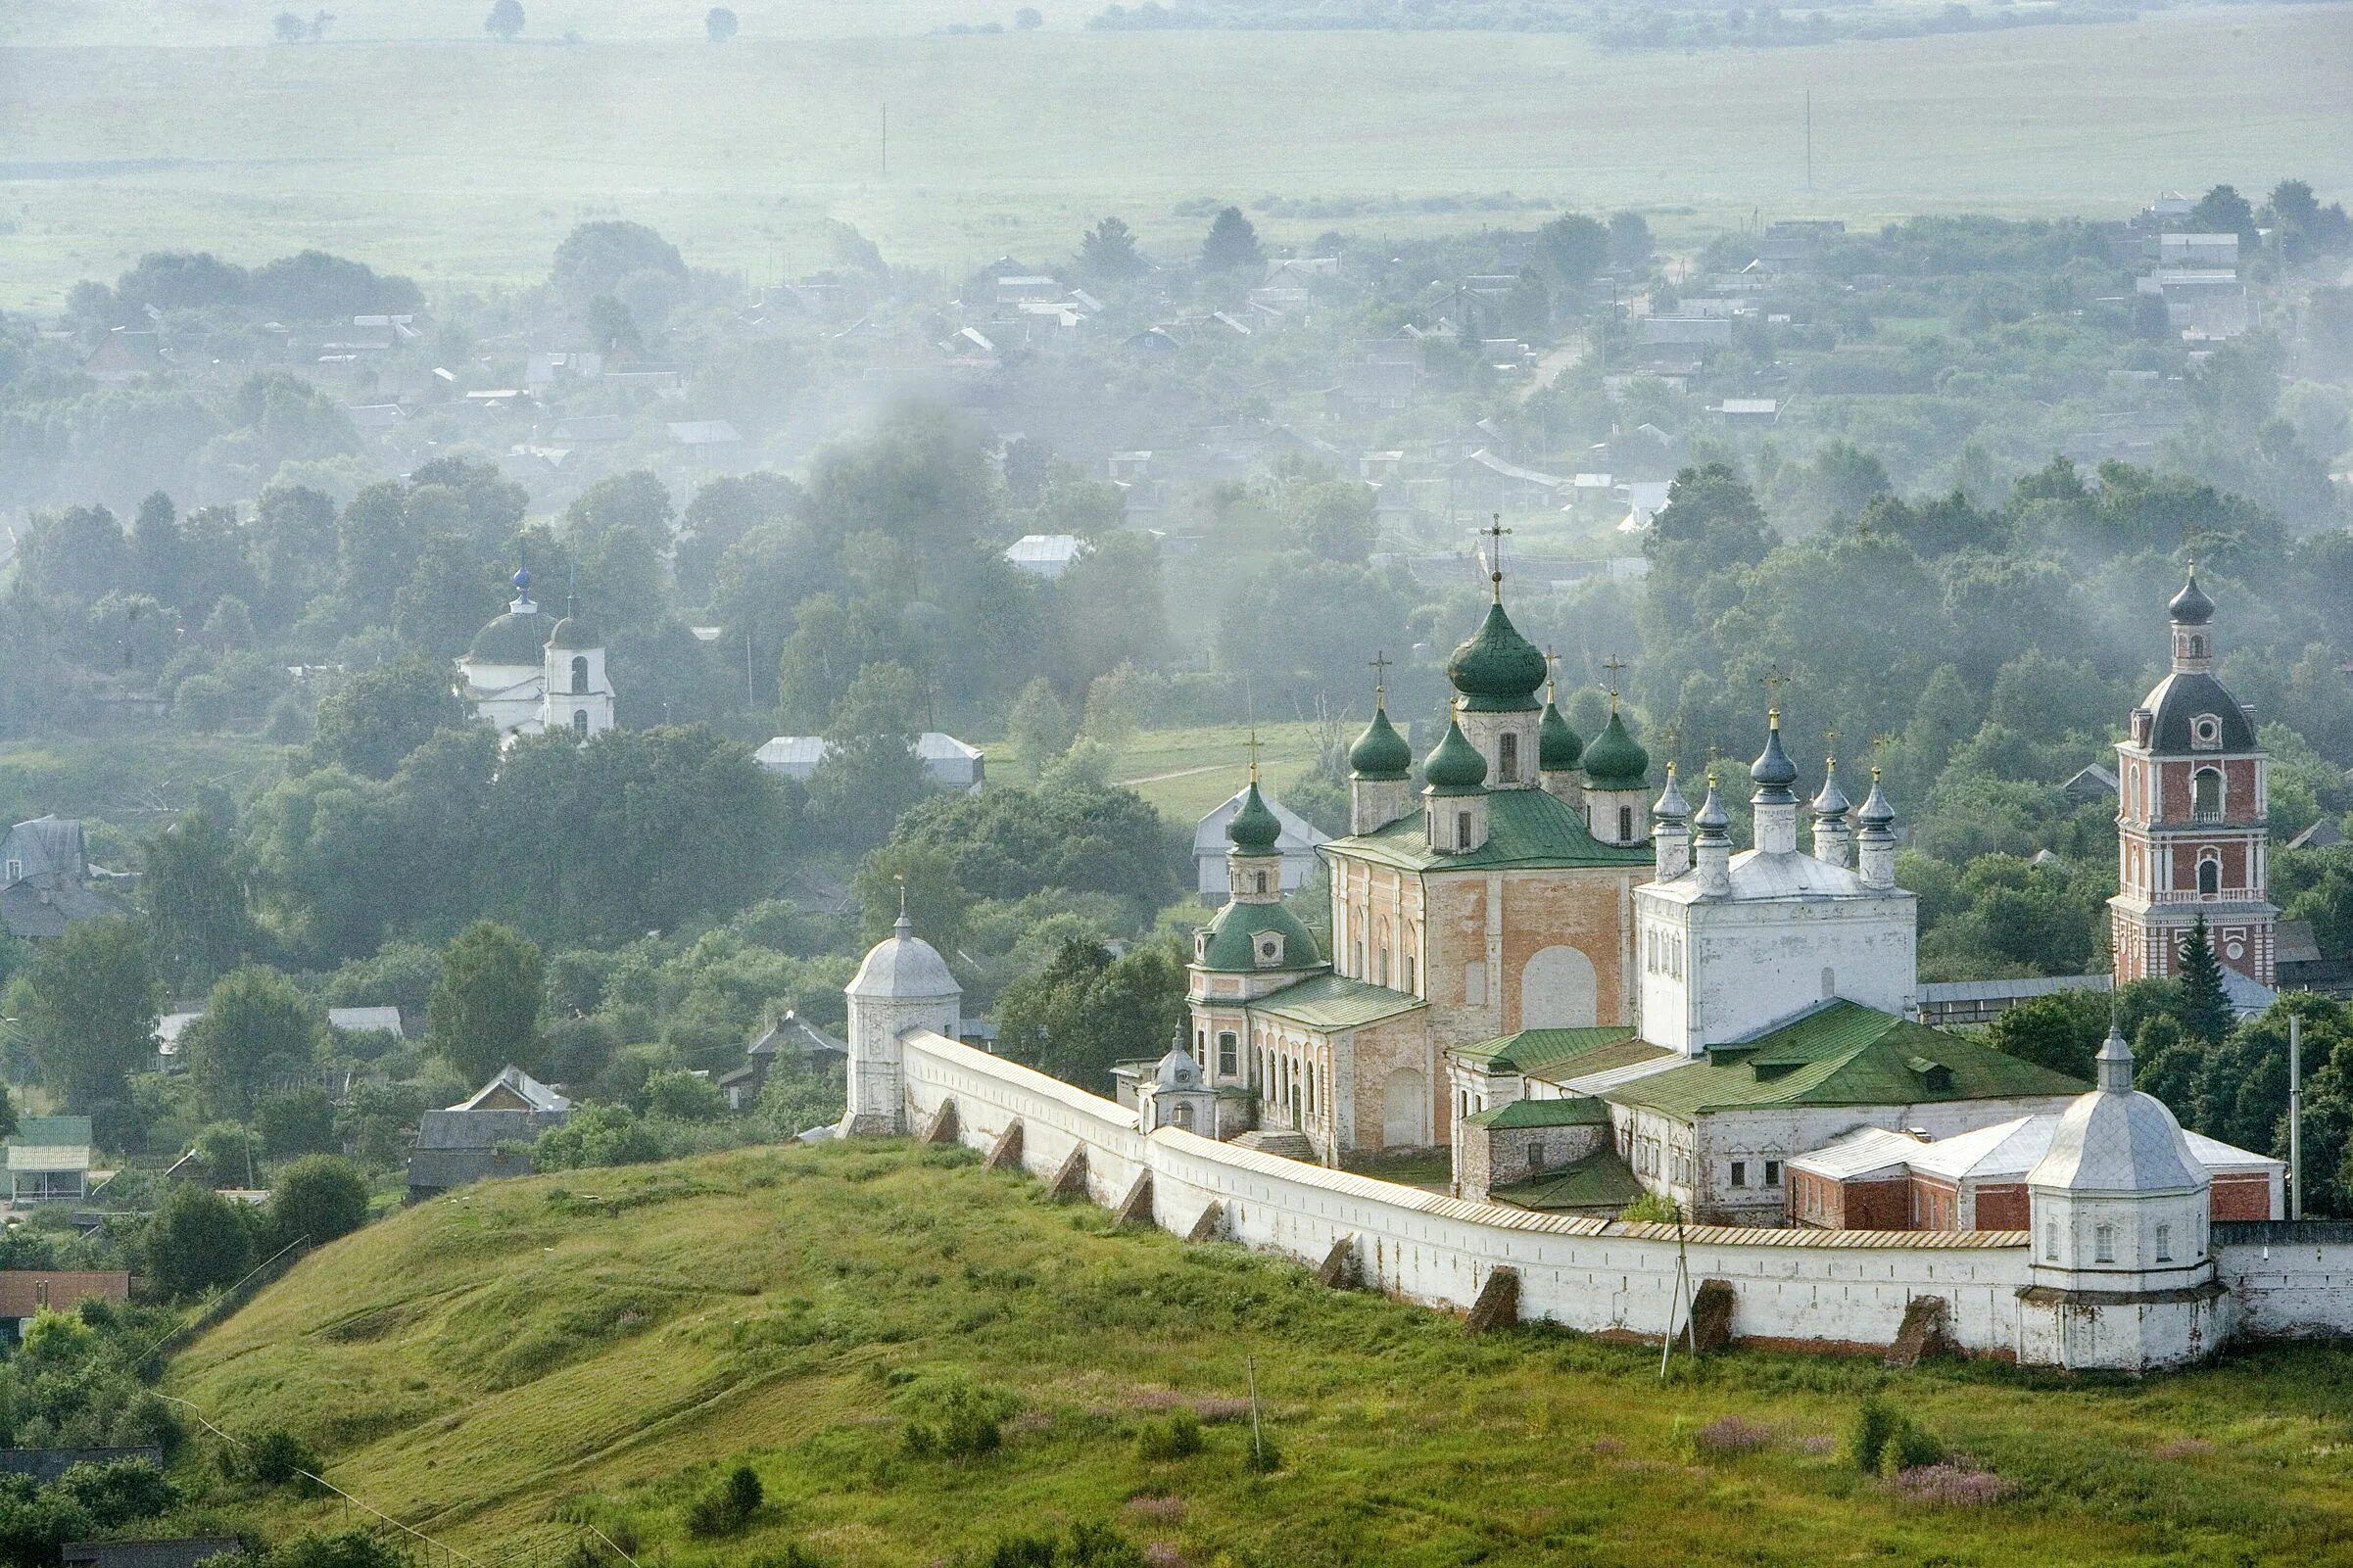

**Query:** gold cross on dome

left=1601, top=653, right=1628, bottom=699
left=1369, top=649, right=1391, bottom=702
left=1244, top=726, right=1262, bottom=784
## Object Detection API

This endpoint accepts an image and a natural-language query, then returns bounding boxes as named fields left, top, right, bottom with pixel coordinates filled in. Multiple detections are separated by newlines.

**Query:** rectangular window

left=1499, top=732, right=1518, bottom=784
left=1217, top=1031, right=1238, bottom=1077
left=1729, top=1161, right=1747, bottom=1189
left=2094, top=1224, right=2115, bottom=1263
left=2044, top=1222, right=2059, bottom=1260
left=1763, top=1160, right=1782, bottom=1188
left=2155, top=1223, right=2172, bottom=1262
left=1457, top=810, right=1472, bottom=846
left=1404, top=955, right=1417, bottom=992
left=1618, top=805, right=1634, bottom=842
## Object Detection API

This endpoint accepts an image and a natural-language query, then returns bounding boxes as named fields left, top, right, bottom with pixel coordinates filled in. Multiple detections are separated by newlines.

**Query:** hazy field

left=2, top=5, right=2349, bottom=308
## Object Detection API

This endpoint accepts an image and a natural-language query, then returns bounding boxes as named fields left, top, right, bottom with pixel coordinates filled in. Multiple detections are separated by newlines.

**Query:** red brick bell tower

left=2110, top=570, right=2277, bottom=988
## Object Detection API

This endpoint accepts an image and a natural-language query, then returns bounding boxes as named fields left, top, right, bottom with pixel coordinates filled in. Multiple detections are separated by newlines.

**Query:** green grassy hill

left=2, top=6, right=2347, bottom=307
left=167, top=1142, right=2353, bottom=1566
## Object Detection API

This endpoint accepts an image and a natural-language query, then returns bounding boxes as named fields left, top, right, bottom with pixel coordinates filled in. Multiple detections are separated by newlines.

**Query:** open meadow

left=164, top=1141, right=2353, bottom=1567
left=1, top=4, right=2349, bottom=307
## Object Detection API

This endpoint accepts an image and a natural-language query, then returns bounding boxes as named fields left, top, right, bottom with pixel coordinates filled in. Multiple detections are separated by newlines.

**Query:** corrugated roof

left=1328, top=787, right=1651, bottom=874
left=1453, top=1025, right=1641, bottom=1073
left=1604, top=1001, right=2088, bottom=1120
left=1247, top=974, right=1425, bottom=1031
left=1463, top=1095, right=1609, bottom=1129
left=1492, top=1148, right=1645, bottom=1211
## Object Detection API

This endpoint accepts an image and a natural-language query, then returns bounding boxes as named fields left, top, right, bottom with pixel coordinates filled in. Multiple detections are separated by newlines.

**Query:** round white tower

left=841, top=909, right=962, bottom=1136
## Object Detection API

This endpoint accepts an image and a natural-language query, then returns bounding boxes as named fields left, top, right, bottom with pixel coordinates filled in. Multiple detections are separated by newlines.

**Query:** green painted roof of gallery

left=1247, top=974, right=1426, bottom=1030
left=1601, top=1000, right=2089, bottom=1121
left=1462, top=1095, right=1610, bottom=1129
left=1491, top=1148, right=1646, bottom=1212
left=1197, top=898, right=1321, bottom=974
left=1450, top=1025, right=1641, bottom=1073
left=1327, top=785, right=1651, bottom=874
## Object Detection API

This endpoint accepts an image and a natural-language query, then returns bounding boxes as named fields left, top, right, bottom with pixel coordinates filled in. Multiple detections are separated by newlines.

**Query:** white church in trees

left=455, top=567, right=616, bottom=740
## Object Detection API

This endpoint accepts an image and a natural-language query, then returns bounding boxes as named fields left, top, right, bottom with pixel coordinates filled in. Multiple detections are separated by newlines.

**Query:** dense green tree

left=2179, top=914, right=2233, bottom=1046
left=484, top=0, right=525, bottom=37
left=264, top=1155, right=369, bottom=1251
left=309, top=656, right=468, bottom=780
left=20, top=920, right=163, bottom=1115
left=1537, top=212, right=1609, bottom=287
left=1007, top=678, right=1077, bottom=770
left=142, top=1180, right=257, bottom=1297
left=533, top=1104, right=659, bottom=1169
left=705, top=5, right=740, bottom=41
left=257, top=1087, right=337, bottom=1161
left=996, top=936, right=1185, bottom=1093
left=551, top=219, right=685, bottom=303
left=184, top=966, right=322, bottom=1119
left=806, top=661, right=931, bottom=852
left=141, top=809, right=253, bottom=993
left=677, top=472, right=799, bottom=604
left=1200, top=207, right=1263, bottom=272
left=1079, top=216, right=1144, bottom=282
left=427, top=922, right=546, bottom=1083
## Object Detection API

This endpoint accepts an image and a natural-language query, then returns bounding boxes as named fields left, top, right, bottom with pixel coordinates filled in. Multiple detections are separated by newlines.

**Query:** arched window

left=1172, top=1103, right=1194, bottom=1130
left=571, top=709, right=589, bottom=737
left=2197, top=855, right=2221, bottom=896
left=1617, top=805, right=1634, bottom=842
left=1498, top=732, right=1519, bottom=784
left=2192, top=767, right=2222, bottom=822
left=1254, top=870, right=1269, bottom=896
left=1456, top=810, right=1472, bottom=847
left=570, top=654, right=589, bottom=695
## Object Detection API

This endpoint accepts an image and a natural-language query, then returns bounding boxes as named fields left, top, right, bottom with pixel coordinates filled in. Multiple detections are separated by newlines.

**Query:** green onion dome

left=1538, top=700, right=1583, bottom=773
left=2168, top=569, right=2215, bottom=627
left=1581, top=706, right=1650, bottom=791
left=545, top=613, right=600, bottom=650
left=1347, top=707, right=1414, bottom=781
left=1226, top=781, right=1283, bottom=855
left=467, top=608, right=546, bottom=664
left=1444, top=602, right=1548, bottom=713
left=1421, top=715, right=1488, bottom=796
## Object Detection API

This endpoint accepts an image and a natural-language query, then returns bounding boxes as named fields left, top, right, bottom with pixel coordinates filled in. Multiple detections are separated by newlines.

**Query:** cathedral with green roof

left=1184, top=564, right=1659, bottom=1164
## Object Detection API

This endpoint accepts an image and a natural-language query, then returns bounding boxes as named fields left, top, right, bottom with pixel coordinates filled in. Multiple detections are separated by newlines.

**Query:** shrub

left=223, top=1428, right=320, bottom=1491
left=1134, top=1408, right=1202, bottom=1462
left=1846, top=1395, right=1942, bottom=1476
left=1689, top=1415, right=1773, bottom=1457
left=683, top=1462, right=763, bottom=1537
left=1888, top=1461, right=2010, bottom=1505
left=265, top=1156, right=370, bottom=1252
left=1618, top=1192, right=1681, bottom=1223
left=897, top=1372, right=1020, bottom=1459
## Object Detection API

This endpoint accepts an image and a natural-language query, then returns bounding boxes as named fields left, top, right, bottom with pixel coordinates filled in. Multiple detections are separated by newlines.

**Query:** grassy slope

left=0, top=735, right=287, bottom=833
left=168, top=1142, right=2353, bottom=1567
left=2, top=7, right=2348, bottom=307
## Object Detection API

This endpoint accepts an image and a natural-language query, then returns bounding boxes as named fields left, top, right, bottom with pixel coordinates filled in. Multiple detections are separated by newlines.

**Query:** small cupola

left=1422, top=705, right=1490, bottom=855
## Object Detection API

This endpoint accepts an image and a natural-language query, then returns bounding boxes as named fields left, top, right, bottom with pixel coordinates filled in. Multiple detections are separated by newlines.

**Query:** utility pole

left=880, top=103, right=888, bottom=179
left=2289, top=1013, right=2304, bottom=1221
left=1804, top=90, right=1814, bottom=195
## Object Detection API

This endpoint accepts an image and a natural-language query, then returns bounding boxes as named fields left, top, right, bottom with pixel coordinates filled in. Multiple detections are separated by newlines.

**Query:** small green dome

left=1539, top=700, right=1582, bottom=772
left=467, top=608, right=546, bottom=664
left=1348, top=707, right=1413, bottom=781
left=1581, top=707, right=1650, bottom=791
left=1445, top=602, right=1547, bottom=713
left=1226, top=782, right=1282, bottom=855
left=1197, top=898, right=1321, bottom=973
left=1421, top=716, right=1487, bottom=795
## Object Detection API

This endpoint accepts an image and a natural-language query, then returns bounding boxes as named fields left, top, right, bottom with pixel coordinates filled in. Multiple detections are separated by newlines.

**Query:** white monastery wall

left=898, top=1031, right=2039, bottom=1357
left=2216, top=1230, right=2353, bottom=1339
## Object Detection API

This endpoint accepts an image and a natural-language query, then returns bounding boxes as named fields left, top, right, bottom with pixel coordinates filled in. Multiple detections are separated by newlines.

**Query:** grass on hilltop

left=2, top=7, right=2348, bottom=306
left=165, top=1141, right=2353, bottom=1567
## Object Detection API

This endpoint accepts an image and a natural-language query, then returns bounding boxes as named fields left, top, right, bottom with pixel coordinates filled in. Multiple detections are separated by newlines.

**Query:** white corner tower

left=841, top=904, right=963, bottom=1136
left=541, top=591, right=616, bottom=741
left=2018, top=1021, right=2227, bottom=1371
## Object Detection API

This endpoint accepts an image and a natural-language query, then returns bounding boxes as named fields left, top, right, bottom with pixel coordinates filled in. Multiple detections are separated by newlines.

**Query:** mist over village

left=0, top=1, right=2350, bottom=1563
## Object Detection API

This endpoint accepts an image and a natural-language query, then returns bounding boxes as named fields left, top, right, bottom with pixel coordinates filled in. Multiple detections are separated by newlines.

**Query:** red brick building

left=2110, top=571, right=2279, bottom=990
left=1788, top=1116, right=2281, bottom=1233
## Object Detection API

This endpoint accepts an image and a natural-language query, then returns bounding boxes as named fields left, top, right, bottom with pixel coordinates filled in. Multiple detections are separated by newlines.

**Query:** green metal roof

left=1463, top=1095, right=1610, bottom=1129
left=1197, top=898, right=1322, bottom=974
left=466, top=609, right=546, bottom=663
left=1491, top=1148, right=1647, bottom=1212
left=1446, top=600, right=1547, bottom=712
left=8, top=1117, right=92, bottom=1148
left=1602, top=1001, right=2089, bottom=1121
left=1326, top=785, right=1651, bottom=874
left=1539, top=701, right=1582, bottom=772
left=1421, top=717, right=1487, bottom=795
left=1451, top=1025, right=1641, bottom=1073
left=1347, top=706, right=1414, bottom=782
left=1581, top=706, right=1650, bottom=790
left=1246, top=973, right=1426, bottom=1030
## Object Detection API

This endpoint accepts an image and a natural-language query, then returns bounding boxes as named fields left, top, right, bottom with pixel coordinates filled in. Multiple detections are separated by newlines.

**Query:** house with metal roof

left=6, top=1117, right=94, bottom=1204
left=0, top=817, right=125, bottom=941
left=406, top=1069, right=569, bottom=1199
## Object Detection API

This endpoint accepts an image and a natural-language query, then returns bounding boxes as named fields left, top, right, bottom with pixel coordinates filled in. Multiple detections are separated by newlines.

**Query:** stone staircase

left=1231, top=1126, right=1318, bottom=1163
